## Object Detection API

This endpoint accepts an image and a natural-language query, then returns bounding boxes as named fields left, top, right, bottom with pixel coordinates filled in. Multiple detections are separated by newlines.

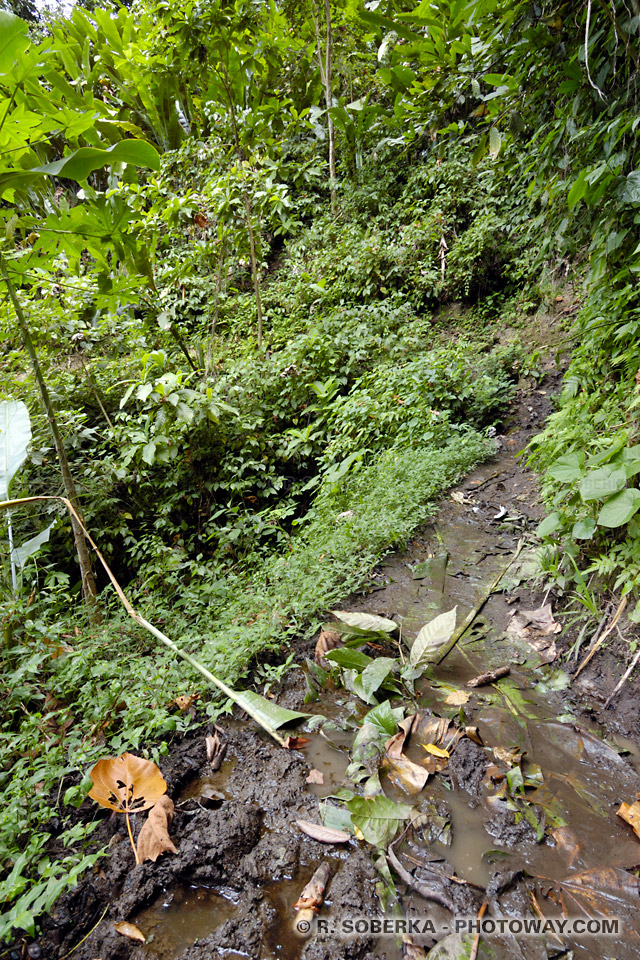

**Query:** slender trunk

left=217, top=64, right=264, bottom=349
left=241, top=190, right=263, bottom=349
left=312, top=0, right=336, bottom=214
left=324, top=0, right=336, bottom=214
left=0, top=257, right=100, bottom=623
left=207, top=243, right=224, bottom=375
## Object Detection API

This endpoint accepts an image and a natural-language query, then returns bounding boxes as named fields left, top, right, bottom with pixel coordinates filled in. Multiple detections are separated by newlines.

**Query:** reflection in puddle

left=135, top=886, right=239, bottom=959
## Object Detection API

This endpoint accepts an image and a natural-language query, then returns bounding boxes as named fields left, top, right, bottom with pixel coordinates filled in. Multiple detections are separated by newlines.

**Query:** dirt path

left=31, top=376, right=640, bottom=960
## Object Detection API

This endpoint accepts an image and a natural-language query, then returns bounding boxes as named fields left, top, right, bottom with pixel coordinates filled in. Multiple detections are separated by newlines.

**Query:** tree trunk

left=324, top=0, right=336, bottom=214
left=312, top=0, right=337, bottom=214
left=1, top=257, right=101, bottom=624
left=217, top=63, right=265, bottom=349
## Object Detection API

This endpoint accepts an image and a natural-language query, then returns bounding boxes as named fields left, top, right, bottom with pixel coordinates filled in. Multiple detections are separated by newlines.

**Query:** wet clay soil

left=30, top=378, right=640, bottom=960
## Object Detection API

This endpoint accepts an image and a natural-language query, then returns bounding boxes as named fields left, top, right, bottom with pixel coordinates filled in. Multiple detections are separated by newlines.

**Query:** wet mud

left=28, top=377, right=640, bottom=960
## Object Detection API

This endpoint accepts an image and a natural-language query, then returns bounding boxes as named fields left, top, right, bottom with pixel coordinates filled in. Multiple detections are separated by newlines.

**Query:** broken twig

left=467, top=666, right=510, bottom=687
left=387, top=842, right=455, bottom=911
left=469, top=900, right=488, bottom=960
left=575, top=596, right=627, bottom=678
left=604, top=644, right=640, bottom=710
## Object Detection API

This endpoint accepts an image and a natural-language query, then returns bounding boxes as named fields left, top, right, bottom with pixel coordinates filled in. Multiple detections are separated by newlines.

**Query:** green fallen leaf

left=409, top=607, right=457, bottom=666
left=232, top=691, right=308, bottom=730
left=346, top=794, right=413, bottom=848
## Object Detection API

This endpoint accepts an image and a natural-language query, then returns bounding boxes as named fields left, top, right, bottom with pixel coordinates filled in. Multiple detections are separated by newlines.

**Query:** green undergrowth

left=0, top=417, right=491, bottom=941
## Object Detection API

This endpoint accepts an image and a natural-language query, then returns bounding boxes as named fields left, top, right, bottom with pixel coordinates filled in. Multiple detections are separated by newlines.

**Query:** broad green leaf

left=619, top=171, right=640, bottom=205
left=331, top=610, right=398, bottom=634
left=579, top=467, right=626, bottom=501
left=0, top=401, right=32, bottom=500
left=0, top=12, right=29, bottom=74
left=409, top=607, right=457, bottom=666
left=325, top=648, right=373, bottom=671
left=346, top=794, right=413, bottom=848
left=320, top=800, right=354, bottom=835
left=548, top=451, right=585, bottom=482
left=568, top=169, right=588, bottom=209
left=536, top=512, right=563, bottom=537
left=13, top=521, right=57, bottom=569
left=363, top=700, right=403, bottom=737
left=488, top=126, right=501, bottom=157
left=597, top=489, right=640, bottom=528
left=33, top=140, right=161, bottom=181
left=360, top=657, right=397, bottom=700
left=233, top=691, right=308, bottom=730
left=572, top=517, right=596, bottom=540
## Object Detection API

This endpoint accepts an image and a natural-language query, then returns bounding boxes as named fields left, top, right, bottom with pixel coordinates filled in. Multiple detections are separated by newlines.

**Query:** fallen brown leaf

left=114, top=922, right=146, bottom=943
left=284, top=736, right=311, bottom=750
left=385, top=756, right=430, bottom=794
left=305, top=768, right=324, bottom=784
left=205, top=729, right=226, bottom=770
left=617, top=800, right=640, bottom=839
left=315, top=627, right=342, bottom=666
left=402, top=934, right=427, bottom=959
left=507, top=604, right=560, bottom=663
left=136, top=795, right=178, bottom=863
left=89, top=754, right=167, bottom=814
left=296, top=820, right=350, bottom=844
left=385, top=714, right=420, bottom=759
left=493, top=746, right=521, bottom=767
left=174, top=694, right=199, bottom=711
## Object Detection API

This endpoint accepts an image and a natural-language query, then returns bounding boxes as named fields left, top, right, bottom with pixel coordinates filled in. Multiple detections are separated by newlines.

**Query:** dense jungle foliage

left=1, top=0, right=639, bottom=941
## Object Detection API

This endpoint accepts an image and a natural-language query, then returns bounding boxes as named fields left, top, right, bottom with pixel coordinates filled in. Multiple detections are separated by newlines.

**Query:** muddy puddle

left=36, top=399, right=640, bottom=960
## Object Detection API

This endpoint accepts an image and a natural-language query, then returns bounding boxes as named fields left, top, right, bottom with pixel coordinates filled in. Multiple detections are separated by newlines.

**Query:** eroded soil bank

left=25, top=377, right=640, bottom=960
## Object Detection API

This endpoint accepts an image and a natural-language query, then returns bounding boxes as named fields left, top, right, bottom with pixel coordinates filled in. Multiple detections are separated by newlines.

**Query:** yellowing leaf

left=89, top=753, right=167, bottom=813
left=617, top=800, right=640, bottom=839
left=114, top=922, right=146, bottom=943
left=423, top=743, right=450, bottom=759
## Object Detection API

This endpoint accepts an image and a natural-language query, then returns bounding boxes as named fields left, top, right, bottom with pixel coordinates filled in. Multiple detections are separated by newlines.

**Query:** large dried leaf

left=385, top=756, right=430, bottom=794
left=205, top=729, right=226, bottom=770
left=296, top=820, right=350, bottom=844
left=507, top=604, right=560, bottom=663
left=538, top=866, right=640, bottom=948
left=315, top=627, right=342, bottom=666
left=136, top=796, right=178, bottom=863
left=617, top=799, right=640, bottom=840
left=409, top=608, right=457, bottom=666
left=331, top=610, right=398, bottom=635
left=385, top=715, right=419, bottom=759
left=383, top=714, right=429, bottom=794
left=89, top=753, right=167, bottom=813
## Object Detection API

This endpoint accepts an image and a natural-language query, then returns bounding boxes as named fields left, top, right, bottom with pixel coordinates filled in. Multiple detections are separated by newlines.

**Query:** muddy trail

left=32, top=379, right=640, bottom=960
